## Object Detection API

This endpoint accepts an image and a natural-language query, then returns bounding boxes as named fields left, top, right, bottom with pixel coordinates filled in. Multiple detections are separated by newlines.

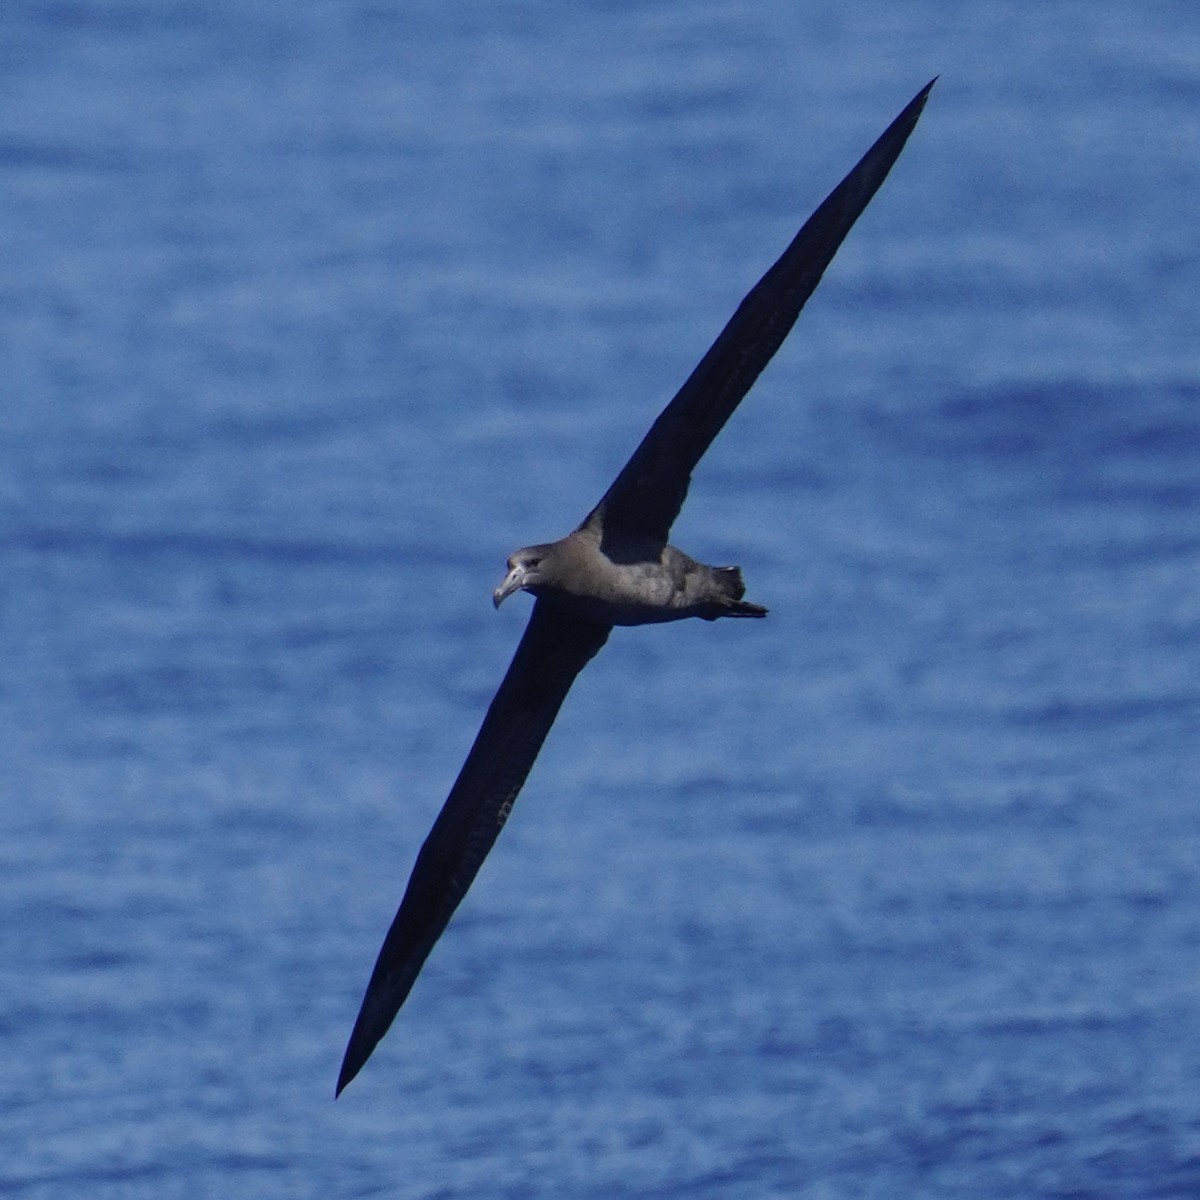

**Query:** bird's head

left=493, top=544, right=555, bottom=608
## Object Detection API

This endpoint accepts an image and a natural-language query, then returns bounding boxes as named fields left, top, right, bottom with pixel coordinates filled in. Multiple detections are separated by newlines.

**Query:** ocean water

left=4, top=3, right=1200, bottom=1197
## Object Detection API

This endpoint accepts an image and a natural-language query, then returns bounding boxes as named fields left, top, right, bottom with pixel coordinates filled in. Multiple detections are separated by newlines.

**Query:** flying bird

left=338, top=80, right=934, bottom=1094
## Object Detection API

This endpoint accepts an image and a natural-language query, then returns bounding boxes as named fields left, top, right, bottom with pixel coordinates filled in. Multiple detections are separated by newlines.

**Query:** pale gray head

left=493, top=543, right=557, bottom=608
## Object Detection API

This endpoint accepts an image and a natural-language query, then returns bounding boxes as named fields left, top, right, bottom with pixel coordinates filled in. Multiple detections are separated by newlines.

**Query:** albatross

left=338, top=79, right=934, bottom=1094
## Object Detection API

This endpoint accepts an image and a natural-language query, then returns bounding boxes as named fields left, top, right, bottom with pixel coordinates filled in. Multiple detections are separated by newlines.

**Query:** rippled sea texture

left=4, top=3, right=1200, bottom=1197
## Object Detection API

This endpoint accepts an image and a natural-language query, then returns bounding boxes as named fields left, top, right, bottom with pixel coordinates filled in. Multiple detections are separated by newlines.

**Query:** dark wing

left=337, top=601, right=610, bottom=1094
left=582, top=80, right=934, bottom=548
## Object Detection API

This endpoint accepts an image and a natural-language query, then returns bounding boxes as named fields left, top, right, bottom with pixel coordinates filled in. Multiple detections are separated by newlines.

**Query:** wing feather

left=337, top=601, right=611, bottom=1093
left=583, top=80, right=934, bottom=547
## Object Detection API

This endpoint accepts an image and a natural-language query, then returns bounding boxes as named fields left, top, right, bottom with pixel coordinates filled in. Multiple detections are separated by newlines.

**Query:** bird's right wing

left=337, top=600, right=610, bottom=1094
left=582, top=80, right=934, bottom=548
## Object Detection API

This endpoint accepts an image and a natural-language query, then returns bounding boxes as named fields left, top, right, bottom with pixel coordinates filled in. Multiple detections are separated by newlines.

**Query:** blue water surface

left=3, top=3, right=1200, bottom=1197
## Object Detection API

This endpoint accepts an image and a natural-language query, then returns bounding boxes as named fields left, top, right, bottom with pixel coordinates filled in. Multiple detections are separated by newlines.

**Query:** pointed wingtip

left=845, top=76, right=936, bottom=201
left=335, top=1061, right=352, bottom=1098
left=889, top=78, right=937, bottom=134
left=901, top=77, right=938, bottom=125
left=335, top=1029, right=373, bottom=1097
left=335, top=1056, right=360, bottom=1098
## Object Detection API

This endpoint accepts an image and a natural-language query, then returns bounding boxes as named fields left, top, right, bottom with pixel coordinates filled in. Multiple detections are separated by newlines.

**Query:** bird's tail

left=712, top=566, right=768, bottom=618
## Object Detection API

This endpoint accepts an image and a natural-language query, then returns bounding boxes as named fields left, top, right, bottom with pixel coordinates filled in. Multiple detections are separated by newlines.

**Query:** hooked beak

left=492, top=566, right=527, bottom=609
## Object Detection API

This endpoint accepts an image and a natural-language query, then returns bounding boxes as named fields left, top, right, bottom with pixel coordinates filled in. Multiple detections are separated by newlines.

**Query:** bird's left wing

left=338, top=600, right=611, bottom=1094
left=582, top=79, right=934, bottom=548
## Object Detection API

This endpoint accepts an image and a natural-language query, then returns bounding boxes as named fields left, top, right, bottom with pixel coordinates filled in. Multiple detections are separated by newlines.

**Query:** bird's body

left=494, top=528, right=767, bottom=626
left=337, top=80, right=935, bottom=1094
